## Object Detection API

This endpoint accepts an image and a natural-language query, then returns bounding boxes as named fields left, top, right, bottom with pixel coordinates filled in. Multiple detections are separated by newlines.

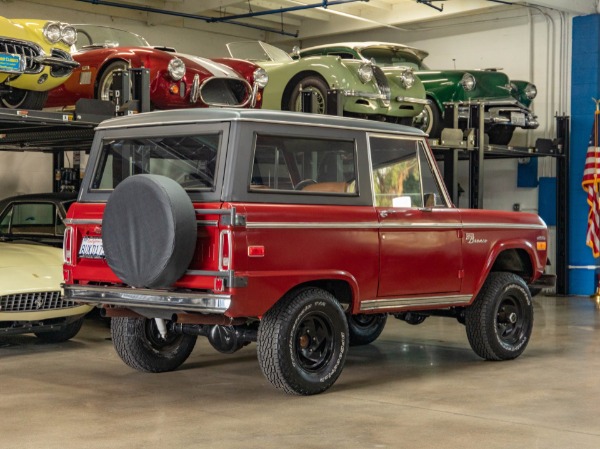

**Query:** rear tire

left=111, top=317, right=197, bottom=372
left=347, top=313, right=387, bottom=346
left=465, top=272, right=533, bottom=361
left=257, top=288, right=348, bottom=395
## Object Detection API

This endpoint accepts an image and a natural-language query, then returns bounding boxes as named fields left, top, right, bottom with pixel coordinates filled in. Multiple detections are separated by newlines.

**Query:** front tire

left=97, top=60, right=129, bottom=102
left=347, top=313, right=387, bottom=346
left=35, top=316, right=85, bottom=343
left=111, top=317, right=197, bottom=372
left=257, top=288, right=349, bottom=395
left=0, top=89, right=48, bottom=109
left=287, top=76, right=328, bottom=114
left=465, top=272, right=533, bottom=361
left=412, top=101, right=442, bottom=138
left=486, top=125, right=515, bottom=146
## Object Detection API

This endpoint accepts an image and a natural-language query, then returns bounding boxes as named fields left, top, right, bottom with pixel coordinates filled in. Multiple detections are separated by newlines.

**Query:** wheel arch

left=277, top=277, right=356, bottom=312
left=93, top=57, right=133, bottom=97
left=281, top=70, right=329, bottom=109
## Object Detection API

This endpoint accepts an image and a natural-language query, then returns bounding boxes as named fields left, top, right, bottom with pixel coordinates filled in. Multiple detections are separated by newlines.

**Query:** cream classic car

left=0, top=16, right=79, bottom=109
left=0, top=240, right=92, bottom=341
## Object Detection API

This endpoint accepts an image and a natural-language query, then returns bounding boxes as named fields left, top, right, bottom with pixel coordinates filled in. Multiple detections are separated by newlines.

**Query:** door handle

left=379, top=210, right=398, bottom=218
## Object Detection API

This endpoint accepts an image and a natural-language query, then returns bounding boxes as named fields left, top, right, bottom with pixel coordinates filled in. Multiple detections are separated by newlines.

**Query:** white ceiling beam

left=512, top=0, right=596, bottom=14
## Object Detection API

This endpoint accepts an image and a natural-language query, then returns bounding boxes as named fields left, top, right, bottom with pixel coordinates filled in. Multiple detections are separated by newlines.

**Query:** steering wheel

left=295, top=179, right=317, bottom=190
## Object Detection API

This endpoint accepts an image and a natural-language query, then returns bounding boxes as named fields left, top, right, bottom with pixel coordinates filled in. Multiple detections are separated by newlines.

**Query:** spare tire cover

left=102, top=174, right=197, bottom=289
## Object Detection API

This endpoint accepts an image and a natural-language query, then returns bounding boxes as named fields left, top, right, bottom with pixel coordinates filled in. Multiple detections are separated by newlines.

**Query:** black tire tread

left=111, top=317, right=197, bottom=373
left=348, top=313, right=387, bottom=346
left=466, top=272, right=532, bottom=361
left=34, top=316, right=85, bottom=343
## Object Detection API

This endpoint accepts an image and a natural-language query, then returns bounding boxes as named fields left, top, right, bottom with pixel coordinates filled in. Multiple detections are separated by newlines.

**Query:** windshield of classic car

left=227, top=41, right=292, bottom=63
left=359, top=47, right=427, bottom=70
left=75, top=25, right=149, bottom=50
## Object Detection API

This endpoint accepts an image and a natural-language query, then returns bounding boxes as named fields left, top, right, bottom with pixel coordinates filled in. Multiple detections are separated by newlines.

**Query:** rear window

left=250, top=134, right=357, bottom=194
left=90, top=133, right=221, bottom=191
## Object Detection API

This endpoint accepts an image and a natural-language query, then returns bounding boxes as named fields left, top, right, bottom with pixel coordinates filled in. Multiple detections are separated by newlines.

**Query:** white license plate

left=510, top=112, right=526, bottom=127
left=0, top=53, right=23, bottom=73
left=79, top=236, right=105, bottom=259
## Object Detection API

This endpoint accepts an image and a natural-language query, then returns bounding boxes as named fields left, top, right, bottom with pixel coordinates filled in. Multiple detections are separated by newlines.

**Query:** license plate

left=79, top=236, right=105, bottom=259
left=510, top=112, right=526, bottom=127
left=0, top=53, right=23, bottom=73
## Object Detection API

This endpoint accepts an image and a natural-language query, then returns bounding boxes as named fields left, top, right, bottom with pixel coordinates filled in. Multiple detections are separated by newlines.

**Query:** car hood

left=0, top=17, right=43, bottom=45
left=0, top=242, right=63, bottom=295
left=176, top=53, right=244, bottom=79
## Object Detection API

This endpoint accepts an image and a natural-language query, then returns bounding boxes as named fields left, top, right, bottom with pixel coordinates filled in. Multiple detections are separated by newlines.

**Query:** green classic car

left=0, top=16, right=79, bottom=109
left=299, top=42, right=538, bottom=145
left=227, top=41, right=427, bottom=123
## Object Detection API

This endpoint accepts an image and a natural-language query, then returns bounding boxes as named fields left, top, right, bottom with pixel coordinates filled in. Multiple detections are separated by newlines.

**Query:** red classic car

left=45, top=25, right=268, bottom=110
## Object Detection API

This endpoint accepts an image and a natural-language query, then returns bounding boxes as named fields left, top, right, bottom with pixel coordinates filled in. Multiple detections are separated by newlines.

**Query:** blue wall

left=570, top=15, right=600, bottom=294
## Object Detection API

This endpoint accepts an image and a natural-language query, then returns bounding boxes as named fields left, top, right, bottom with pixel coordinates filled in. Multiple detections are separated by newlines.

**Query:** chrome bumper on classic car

left=395, top=96, right=430, bottom=105
left=454, top=99, right=539, bottom=129
left=63, top=284, right=231, bottom=313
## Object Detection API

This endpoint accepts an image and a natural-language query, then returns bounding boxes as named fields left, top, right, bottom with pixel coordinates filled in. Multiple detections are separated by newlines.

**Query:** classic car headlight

left=525, top=83, right=537, bottom=99
left=43, top=22, right=62, bottom=44
left=168, top=58, right=186, bottom=81
left=460, top=73, right=476, bottom=91
left=61, top=25, right=77, bottom=46
left=399, top=68, right=415, bottom=89
left=358, top=63, right=374, bottom=83
left=253, top=68, right=269, bottom=88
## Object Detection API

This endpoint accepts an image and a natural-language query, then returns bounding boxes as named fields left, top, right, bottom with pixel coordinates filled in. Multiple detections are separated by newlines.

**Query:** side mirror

left=291, top=45, right=301, bottom=59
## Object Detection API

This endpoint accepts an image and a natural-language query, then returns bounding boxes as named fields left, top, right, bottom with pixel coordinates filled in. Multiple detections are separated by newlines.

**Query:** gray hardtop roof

left=95, top=108, right=426, bottom=136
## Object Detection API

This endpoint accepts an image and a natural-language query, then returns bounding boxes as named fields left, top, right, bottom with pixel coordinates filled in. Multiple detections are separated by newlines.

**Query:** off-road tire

left=465, top=272, right=533, bottom=361
left=347, top=313, right=387, bottom=346
left=257, top=288, right=349, bottom=395
left=35, top=316, right=85, bottom=343
left=111, top=317, right=197, bottom=373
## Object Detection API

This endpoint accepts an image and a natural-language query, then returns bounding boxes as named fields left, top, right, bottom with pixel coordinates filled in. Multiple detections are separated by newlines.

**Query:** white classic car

left=0, top=240, right=92, bottom=341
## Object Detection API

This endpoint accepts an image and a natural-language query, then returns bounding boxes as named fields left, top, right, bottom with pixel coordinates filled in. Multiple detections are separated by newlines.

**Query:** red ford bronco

left=63, top=108, right=554, bottom=395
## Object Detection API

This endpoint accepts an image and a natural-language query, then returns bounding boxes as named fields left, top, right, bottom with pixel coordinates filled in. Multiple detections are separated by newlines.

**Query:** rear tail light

left=63, top=226, right=74, bottom=265
left=218, top=230, right=232, bottom=271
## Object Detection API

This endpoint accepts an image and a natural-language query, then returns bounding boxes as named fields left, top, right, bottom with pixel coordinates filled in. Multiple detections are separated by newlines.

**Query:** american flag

left=583, top=109, right=600, bottom=257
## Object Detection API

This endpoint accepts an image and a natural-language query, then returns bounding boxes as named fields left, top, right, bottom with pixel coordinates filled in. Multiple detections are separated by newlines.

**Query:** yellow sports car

left=0, top=16, right=79, bottom=109
left=0, top=241, right=92, bottom=341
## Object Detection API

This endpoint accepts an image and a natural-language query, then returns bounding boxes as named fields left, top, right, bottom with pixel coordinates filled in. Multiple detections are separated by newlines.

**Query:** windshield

left=227, top=41, right=292, bottom=63
left=91, top=133, right=222, bottom=191
left=359, top=47, right=426, bottom=70
left=75, top=25, right=149, bottom=50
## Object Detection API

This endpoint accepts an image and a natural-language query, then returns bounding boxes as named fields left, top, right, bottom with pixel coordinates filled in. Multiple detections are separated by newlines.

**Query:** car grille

left=0, top=291, right=77, bottom=312
left=200, top=77, right=251, bottom=107
left=0, top=38, right=42, bottom=74
left=372, top=66, right=391, bottom=106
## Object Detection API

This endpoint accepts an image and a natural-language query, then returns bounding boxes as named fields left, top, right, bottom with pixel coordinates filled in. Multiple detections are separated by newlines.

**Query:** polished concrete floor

left=1, top=294, right=599, bottom=449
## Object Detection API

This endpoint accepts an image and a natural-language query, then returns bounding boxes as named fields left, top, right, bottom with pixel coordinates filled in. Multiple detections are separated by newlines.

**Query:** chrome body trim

left=360, top=294, right=472, bottom=311
left=198, top=77, right=253, bottom=108
left=395, top=96, right=430, bottom=105
left=63, top=285, right=230, bottom=313
left=64, top=218, right=103, bottom=225
left=341, top=90, right=388, bottom=100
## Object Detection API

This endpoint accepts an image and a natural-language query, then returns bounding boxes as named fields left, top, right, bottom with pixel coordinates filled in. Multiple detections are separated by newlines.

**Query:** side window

left=7, top=203, right=57, bottom=235
left=0, top=207, right=13, bottom=234
left=370, top=136, right=447, bottom=208
left=250, top=134, right=357, bottom=194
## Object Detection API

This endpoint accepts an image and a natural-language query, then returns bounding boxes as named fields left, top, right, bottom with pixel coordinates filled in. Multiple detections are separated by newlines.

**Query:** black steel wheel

left=465, top=272, right=533, bottom=361
left=347, top=313, right=387, bottom=346
left=288, top=76, right=328, bottom=114
left=257, top=288, right=349, bottom=395
left=0, top=89, right=48, bottom=109
left=34, top=316, right=85, bottom=343
left=111, top=317, right=197, bottom=372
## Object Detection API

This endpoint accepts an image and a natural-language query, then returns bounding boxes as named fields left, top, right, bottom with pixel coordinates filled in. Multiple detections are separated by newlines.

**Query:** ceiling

left=21, top=0, right=600, bottom=40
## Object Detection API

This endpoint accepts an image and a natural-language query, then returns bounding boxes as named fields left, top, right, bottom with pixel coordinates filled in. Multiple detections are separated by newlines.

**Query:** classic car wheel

left=288, top=76, right=328, bottom=114
left=347, top=313, right=387, bottom=346
left=111, top=317, right=197, bottom=373
left=97, top=60, right=129, bottom=102
left=34, top=316, right=85, bottom=343
left=412, top=101, right=442, bottom=138
left=257, top=288, right=349, bottom=395
left=465, top=272, right=533, bottom=361
left=486, top=125, right=515, bottom=146
left=0, top=89, right=48, bottom=110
